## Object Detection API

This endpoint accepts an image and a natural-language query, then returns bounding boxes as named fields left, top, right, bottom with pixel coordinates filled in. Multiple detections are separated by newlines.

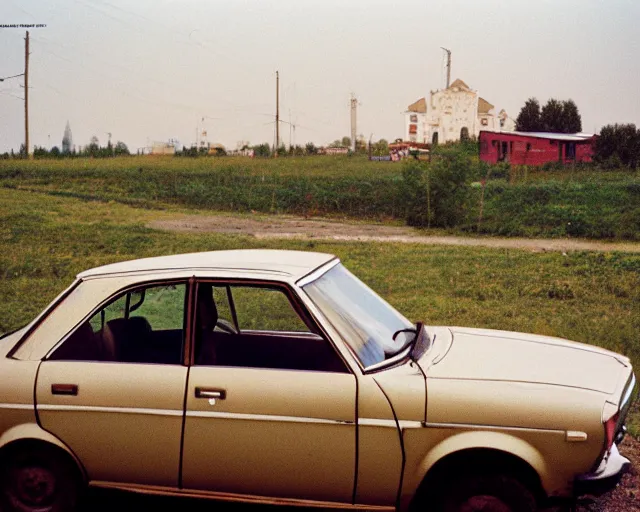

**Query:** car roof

left=76, top=249, right=337, bottom=281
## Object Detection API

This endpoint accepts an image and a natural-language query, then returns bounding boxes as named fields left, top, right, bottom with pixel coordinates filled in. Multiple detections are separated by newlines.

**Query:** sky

left=1, top=0, right=639, bottom=153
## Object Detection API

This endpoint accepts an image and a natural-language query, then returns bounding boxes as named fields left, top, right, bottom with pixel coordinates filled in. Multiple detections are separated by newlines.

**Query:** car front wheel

left=437, top=474, right=537, bottom=512
left=0, top=444, right=80, bottom=512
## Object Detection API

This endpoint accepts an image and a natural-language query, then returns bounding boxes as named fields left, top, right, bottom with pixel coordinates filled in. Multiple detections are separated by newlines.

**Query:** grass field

left=1, top=155, right=639, bottom=239
left=0, top=186, right=638, bottom=433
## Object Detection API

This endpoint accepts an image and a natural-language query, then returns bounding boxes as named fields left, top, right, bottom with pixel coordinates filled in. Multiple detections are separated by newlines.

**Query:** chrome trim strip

left=621, top=373, right=636, bottom=409
left=90, top=481, right=394, bottom=510
left=364, top=345, right=412, bottom=373
left=186, top=410, right=353, bottom=425
left=0, top=403, right=33, bottom=410
left=296, top=258, right=340, bottom=287
left=37, top=404, right=183, bottom=417
left=82, top=267, right=293, bottom=280
left=358, top=418, right=423, bottom=429
left=424, top=421, right=565, bottom=435
left=566, top=431, right=588, bottom=442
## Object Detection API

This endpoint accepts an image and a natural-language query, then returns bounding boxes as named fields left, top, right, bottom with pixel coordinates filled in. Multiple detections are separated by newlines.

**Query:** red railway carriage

left=479, top=131, right=596, bottom=166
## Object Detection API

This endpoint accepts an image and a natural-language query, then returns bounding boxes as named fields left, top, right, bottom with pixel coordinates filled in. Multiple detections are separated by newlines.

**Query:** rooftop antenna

left=441, top=47, right=451, bottom=88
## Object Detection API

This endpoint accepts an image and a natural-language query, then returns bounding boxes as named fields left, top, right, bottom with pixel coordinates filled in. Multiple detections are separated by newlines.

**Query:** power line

left=32, top=42, right=274, bottom=124
left=6, top=0, right=37, bottom=20
left=30, top=35, right=265, bottom=115
left=0, top=73, right=25, bottom=82
left=75, top=0, right=235, bottom=66
left=0, top=90, right=24, bottom=101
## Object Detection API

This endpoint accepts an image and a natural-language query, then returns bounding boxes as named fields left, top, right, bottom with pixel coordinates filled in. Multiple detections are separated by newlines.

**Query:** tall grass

left=1, top=155, right=639, bottom=238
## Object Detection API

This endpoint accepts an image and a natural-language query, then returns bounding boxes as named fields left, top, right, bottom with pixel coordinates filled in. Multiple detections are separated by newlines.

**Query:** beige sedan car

left=0, top=250, right=636, bottom=512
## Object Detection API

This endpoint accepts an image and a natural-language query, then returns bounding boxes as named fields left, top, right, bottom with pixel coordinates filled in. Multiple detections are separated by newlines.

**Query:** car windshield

left=303, top=263, right=415, bottom=369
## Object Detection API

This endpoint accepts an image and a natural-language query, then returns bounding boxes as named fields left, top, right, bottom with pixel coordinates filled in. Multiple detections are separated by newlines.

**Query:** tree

left=114, top=141, right=130, bottom=156
left=341, top=136, right=351, bottom=148
left=560, top=100, right=582, bottom=133
left=516, top=98, right=582, bottom=133
left=594, top=124, right=640, bottom=169
left=305, top=142, right=317, bottom=155
left=540, top=99, right=564, bottom=132
left=87, top=136, right=100, bottom=157
left=252, top=143, right=271, bottom=157
left=515, top=98, right=542, bottom=132
left=373, top=139, right=389, bottom=155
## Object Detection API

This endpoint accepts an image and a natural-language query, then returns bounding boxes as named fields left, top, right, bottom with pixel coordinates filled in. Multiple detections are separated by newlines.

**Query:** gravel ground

left=149, top=213, right=640, bottom=253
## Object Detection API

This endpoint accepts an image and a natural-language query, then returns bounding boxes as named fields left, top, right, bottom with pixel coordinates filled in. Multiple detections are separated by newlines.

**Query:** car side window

left=195, top=283, right=347, bottom=373
left=232, top=286, right=310, bottom=333
left=50, top=283, right=186, bottom=365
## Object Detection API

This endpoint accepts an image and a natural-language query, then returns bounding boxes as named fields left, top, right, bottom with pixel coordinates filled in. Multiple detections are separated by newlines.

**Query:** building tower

left=62, top=121, right=73, bottom=153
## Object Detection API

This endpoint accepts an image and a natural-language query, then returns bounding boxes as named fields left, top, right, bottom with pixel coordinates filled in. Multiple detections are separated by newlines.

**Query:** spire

left=62, top=121, right=73, bottom=153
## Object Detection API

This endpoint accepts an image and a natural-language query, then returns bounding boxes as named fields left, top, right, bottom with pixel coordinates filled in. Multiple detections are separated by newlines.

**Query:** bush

left=594, top=124, right=640, bottom=169
left=401, top=151, right=473, bottom=228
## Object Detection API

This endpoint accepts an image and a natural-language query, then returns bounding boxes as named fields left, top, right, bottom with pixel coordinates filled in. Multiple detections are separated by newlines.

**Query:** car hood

left=422, top=327, right=630, bottom=394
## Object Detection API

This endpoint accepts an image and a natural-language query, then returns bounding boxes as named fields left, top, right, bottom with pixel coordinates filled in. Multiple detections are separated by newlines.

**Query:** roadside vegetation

left=1, top=149, right=638, bottom=240
left=0, top=187, right=638, bottom=433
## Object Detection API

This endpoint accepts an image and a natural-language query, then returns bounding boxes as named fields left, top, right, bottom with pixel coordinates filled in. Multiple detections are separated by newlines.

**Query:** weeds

left=1, top=154, right=639, bottom=239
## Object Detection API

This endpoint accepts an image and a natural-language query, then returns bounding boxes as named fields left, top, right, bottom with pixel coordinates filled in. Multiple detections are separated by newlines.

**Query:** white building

left=404, top=79, right=515, bottom=145
left=151, top=142, right=176, bottom=155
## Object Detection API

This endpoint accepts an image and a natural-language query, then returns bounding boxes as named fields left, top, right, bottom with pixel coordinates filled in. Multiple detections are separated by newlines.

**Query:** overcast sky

left=1, top=0, right=639, bottom=152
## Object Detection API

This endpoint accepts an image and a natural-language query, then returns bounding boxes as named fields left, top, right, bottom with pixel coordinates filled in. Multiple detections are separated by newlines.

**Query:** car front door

left=181, top=281, right=357, bottom=503
left=35, top=281, right=189, bottom=487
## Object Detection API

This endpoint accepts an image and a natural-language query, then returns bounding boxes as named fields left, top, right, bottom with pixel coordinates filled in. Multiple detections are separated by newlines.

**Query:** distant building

left=62, top=121, right=73, bottom=153
left=479, top=131, right=596, bottom=166
left=207, top=143, right=226, bottom=155
left=322, top=147, right=349, bottom=155
left=151, top=142, right=176, bottom=155
left=404, top=79, right=515, bottom=145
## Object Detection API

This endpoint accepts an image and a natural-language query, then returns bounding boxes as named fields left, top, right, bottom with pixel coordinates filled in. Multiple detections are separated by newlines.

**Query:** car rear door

left=180, top=281, right=357, bottom=503
left=35, top=281, right=190, bottom=488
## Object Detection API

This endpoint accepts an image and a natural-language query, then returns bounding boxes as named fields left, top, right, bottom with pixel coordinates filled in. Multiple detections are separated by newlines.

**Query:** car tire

left=436, top=474, right=537, bottom=512
left=0, top=444, right=80, bottom=512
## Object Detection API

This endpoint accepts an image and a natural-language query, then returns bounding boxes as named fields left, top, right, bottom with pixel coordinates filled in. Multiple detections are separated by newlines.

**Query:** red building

left=479, top=131, right=596, bottom=166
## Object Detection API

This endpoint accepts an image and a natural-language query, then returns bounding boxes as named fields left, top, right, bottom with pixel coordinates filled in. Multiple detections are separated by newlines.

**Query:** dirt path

left=149, top=214, right=640, bottom=253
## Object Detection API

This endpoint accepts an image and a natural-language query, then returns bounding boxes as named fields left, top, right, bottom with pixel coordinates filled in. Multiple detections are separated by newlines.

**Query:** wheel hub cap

left=13, top=466, right=56, bottom=506
left=459, top=495, right=512, bottom=512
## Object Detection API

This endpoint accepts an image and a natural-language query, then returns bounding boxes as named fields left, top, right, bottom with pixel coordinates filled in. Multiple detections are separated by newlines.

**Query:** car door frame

left=180, top=277, right=359, bottom=503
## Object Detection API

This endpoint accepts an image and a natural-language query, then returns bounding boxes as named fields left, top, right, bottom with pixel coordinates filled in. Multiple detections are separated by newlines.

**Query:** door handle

left=195, top=388, right=226, bottom=400
left=52, top=384, right=78, bottom=396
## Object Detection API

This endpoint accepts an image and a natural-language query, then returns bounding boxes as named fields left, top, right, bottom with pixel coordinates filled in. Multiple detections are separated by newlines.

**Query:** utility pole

left=350, top=94, right=357, bottom=153
left=441, top=47, right=451, bottom=89
left=289, top=109, right=292, bottom=151
left=24, top=31, right=30, bottom=158
left=275, top=71, right=280, bottom=157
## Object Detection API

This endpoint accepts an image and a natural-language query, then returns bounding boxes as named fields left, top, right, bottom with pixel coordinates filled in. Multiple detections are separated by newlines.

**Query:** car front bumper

left=574, top=444, right=631, bottom=497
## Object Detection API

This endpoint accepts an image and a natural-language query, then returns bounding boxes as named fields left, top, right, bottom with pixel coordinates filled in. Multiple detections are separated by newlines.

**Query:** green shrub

left=401, top=152, right=473, bottom=228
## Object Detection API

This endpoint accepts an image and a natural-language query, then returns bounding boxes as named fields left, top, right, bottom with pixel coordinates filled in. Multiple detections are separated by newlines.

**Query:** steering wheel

left=215, top=318, right=238, bottom=334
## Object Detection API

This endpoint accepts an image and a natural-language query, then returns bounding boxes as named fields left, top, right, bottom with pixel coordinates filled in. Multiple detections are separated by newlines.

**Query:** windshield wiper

left=392, top=327, right=417, bottom=343
left=410, top=322, right=432, bottom=361
left=389, top=325, right=419, bottom=358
